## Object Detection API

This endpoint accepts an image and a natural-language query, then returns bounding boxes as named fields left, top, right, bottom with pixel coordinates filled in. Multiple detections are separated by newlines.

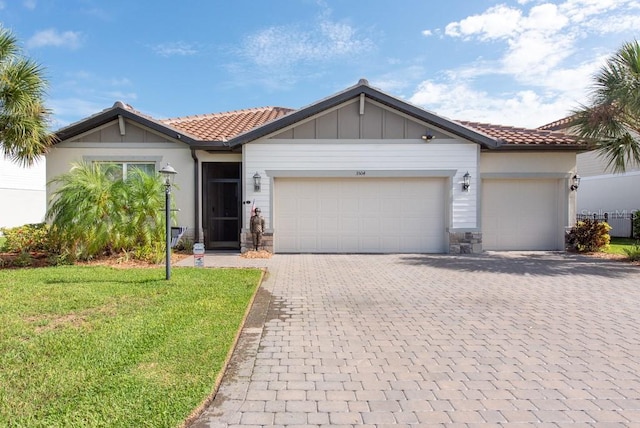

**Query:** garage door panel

left=482, top=179, right=560, bottom=251
left=275, top=177, right=445, bottom=253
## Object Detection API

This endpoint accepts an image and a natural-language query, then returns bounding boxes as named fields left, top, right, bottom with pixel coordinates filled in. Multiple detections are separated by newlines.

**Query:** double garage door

left=274, top=177, right=446, bottom=253
left=482, top=178, right=563, bottom=251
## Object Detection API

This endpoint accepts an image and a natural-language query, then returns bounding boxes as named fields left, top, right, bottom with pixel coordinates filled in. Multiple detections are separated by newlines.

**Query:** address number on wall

left=356, top=171, right=366, bottom=176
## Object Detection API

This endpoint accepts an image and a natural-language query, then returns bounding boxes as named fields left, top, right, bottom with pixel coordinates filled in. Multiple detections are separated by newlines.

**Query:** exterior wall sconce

left=253, top=172, right=262, bottom=192
left=159, top=164, right=178, bottom=280
left=462, top=171, right=471, bottom=192
left=570, top=174, right=581, bottom=191
left=421, top=134, right=434, bottom=140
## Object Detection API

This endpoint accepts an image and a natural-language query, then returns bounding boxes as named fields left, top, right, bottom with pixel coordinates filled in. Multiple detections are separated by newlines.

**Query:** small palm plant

left=47, top=162, right=172, bottom=261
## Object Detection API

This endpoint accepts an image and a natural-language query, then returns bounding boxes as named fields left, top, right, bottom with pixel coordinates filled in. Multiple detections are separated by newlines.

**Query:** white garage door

left=482, top=179, right=562, bottom=250
left=274, top=177, right=446, bottom=253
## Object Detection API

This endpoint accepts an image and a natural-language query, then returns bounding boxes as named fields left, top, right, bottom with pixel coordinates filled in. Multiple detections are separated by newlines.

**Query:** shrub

left=12, top=251, right=33, bottom=267
left=47, top=251, right=74, bottom=266
left=623, top=242, right=640, bottom=261
left=174, top=237, right=194, bottom=253
left=133, top=242, right=165, bottom=264
left=0, top=223, right=50, bottom=253
left=566, top=219, right=611, bottom=252
left=633, top=211, right=640, bottom=239
left=47, top=163, right=173, bottom=261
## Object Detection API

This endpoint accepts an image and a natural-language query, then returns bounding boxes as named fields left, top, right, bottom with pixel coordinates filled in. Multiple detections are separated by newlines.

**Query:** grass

left=0, top=266, right=262, bottom=428
left=604, top=237, right=638, bottom=255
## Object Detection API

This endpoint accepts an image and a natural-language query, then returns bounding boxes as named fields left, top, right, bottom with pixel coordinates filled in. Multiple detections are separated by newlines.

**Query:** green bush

left=623, top=242, right=640, bottom=261
left=132, top=242, right=165, bottom=264
left=566, top=219, right=612, bottom=252
left=633, top=211, right=640, bottom=239
left=47, top=163, right=173, bottom=261
left=12, top=252, right=33, bottom=267
left=0, top=223, right=49, bottom=253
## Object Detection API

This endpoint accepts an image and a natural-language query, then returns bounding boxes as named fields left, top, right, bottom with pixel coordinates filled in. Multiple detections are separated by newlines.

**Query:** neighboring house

left=539, top=118, right=639, bottom=237
left=575, top=151, right=640, bottom=216
left=47, top=79, right=585, bottom=253
left=0, top=157, right=46, bottom=228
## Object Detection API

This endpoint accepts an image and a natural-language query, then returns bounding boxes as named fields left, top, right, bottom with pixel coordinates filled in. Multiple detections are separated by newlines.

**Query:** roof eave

left=227, top=83, right=500, bottom=149
left=54, top=107, right=199, bottom=145
left=189, top=141, right=235, bottom=151
left=482, top=144, right=589, bottom=152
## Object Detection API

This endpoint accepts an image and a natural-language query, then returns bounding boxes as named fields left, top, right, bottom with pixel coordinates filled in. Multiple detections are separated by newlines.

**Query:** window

left=97, top=162, right=156, bottom=180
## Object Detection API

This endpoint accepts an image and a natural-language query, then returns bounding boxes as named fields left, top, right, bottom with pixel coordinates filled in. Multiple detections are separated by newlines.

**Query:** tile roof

left=537, top=116, right=574, bottom=131
left=162, top=107, right=294, bottom=141
left=457, top=120, right=584, bottom=147
left=55, top=97, right=585, bottom=150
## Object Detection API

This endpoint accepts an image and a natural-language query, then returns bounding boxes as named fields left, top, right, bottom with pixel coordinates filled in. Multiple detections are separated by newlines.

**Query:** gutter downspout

left=191, top=149, right=200, bottom=243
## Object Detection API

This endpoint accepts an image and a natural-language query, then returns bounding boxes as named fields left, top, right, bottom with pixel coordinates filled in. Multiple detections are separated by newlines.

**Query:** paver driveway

left=187, top=253, right=640, bottom=427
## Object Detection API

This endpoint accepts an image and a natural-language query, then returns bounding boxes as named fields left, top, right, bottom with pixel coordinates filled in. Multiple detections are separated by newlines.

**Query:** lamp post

left=159, top=164, right=177, bottom=280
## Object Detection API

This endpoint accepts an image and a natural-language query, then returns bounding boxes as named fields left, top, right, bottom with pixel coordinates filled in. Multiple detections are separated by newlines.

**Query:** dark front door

left=203, top=163, right=241, bottom=250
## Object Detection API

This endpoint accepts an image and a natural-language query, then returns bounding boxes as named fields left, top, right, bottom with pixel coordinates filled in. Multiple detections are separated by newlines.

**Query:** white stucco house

left=47, top=79, right=586, bottom=253
left=0, top=158, right=46, bottom=229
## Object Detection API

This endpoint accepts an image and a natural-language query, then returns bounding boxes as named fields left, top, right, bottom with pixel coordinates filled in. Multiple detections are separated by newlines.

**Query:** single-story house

left=47, top=79, right=586, bottom=253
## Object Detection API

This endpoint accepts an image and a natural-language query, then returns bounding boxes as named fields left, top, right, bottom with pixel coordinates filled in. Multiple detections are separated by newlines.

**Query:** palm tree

left=0, top=26, right=54, bottom=166
left=47, top=162, right=172, bottom=260
left=571, top=40, right=640, bottom=173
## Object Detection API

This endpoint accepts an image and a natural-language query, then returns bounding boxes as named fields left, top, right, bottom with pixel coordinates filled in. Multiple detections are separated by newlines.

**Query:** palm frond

left=571, top=39, right=640, bottom=173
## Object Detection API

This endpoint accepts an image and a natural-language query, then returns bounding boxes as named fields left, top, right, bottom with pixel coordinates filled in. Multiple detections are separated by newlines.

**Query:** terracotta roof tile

left=162, top=106, right=294, bottom=141
left=457, top=120, right=584, bottom=147
left=537, top=116, right=574, bottom=131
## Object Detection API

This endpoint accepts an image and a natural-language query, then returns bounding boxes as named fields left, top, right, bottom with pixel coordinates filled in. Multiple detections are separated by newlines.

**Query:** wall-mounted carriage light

left=570, top=174, right=581, bottom=191
left=462, top=171, right=471, bottom=192
left=421, top=133, right=434, bottom=140
left=253, top=172, right=262, bottom=192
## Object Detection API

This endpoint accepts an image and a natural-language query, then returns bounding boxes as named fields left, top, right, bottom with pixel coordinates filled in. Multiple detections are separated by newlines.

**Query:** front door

left=203, top=163, right=241, bottom=250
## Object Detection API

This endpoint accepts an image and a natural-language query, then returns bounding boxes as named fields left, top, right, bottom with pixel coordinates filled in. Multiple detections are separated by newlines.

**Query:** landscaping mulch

left=240, top=250, right=272, bottom=259
left=0, top=251, right=191, bottom=269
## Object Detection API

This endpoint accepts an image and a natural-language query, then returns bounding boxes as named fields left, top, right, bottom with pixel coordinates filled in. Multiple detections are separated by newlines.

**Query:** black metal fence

left=576, top=212, right=636, bottom=238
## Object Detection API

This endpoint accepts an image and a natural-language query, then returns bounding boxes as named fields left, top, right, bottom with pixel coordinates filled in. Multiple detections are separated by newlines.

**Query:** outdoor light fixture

left=421, top=133, right=434, bottom=140
left=253, top=172, right=262, bottom=192
left=462, top=171, right=471, bottom=192
left=159, top=164, right=177, bottom=280
left=570, top=174, right=581, bottom=191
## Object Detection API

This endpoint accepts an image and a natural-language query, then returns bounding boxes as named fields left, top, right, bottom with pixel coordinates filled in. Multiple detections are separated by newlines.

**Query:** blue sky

left=2, top=0, right=640, bottom=129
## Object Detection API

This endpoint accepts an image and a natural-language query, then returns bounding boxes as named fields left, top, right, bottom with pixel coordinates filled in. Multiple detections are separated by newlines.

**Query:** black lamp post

left=159, top=164, right=177, bottom=280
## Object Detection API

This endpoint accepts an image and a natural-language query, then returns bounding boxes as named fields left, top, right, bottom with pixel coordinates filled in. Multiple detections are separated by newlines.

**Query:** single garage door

left=274, top=177, right=446, bottom=253
left=482, top=179, right=562, bottom=250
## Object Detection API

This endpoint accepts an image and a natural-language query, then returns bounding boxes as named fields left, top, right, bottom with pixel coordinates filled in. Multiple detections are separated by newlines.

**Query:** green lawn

left=0, top=266, right=262, bottom=428
left=605, top=237, right=638, bottom=255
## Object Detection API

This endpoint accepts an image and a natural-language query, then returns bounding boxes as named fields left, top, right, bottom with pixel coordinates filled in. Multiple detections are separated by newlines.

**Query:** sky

left=2, top=0, right=640, bottom=130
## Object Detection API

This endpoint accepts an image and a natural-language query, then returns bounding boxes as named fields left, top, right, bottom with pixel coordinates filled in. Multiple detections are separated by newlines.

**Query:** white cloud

left=51, top=71, right=137, bottom=126
left=411, top=0, right=640, bottom=127
left=48, top=98, right=107, bottom=127
left=152, top=42, right=197, bottom=57
left=445, top=5, right=522, bottom=40
left=241, top=16, right=373, bottom=69
left=408, top=79, right=576, bottom=127
left=27, top=29, right=82, bottom=49
left=421, top=29, right=432, bottom=37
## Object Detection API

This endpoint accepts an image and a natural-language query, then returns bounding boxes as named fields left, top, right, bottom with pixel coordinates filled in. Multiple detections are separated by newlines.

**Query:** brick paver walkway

left=187, top=253, right=640, bottom=427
